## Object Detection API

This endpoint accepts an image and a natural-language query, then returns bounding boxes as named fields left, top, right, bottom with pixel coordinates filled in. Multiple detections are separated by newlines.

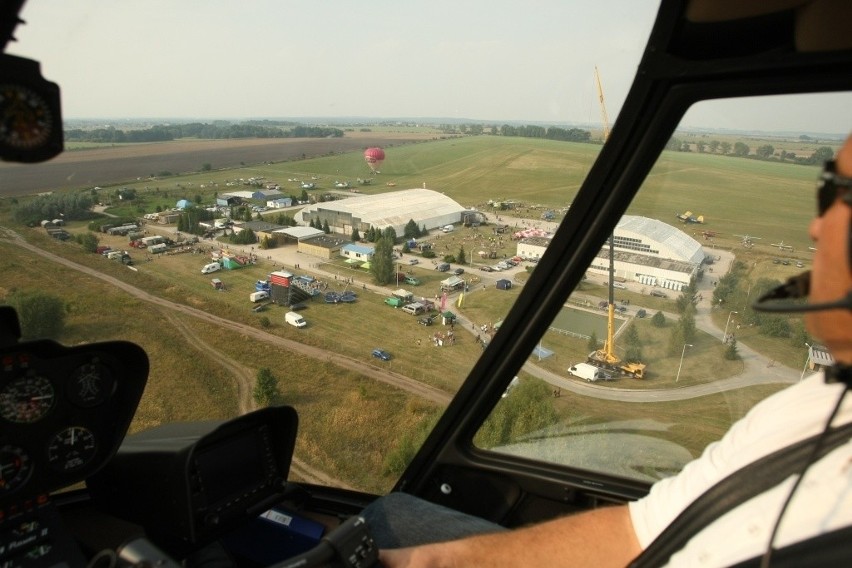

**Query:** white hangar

left=298, top=188, right=466, bottom=236
left=589, top=215, right=705, bottom=291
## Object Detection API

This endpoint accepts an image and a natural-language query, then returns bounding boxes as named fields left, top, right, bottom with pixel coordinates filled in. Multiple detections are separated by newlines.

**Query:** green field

left=3, top=132, right=833, bottom=490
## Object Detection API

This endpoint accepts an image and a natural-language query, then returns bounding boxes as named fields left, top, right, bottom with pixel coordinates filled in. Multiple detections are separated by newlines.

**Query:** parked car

left=408, top=259, right=419, bottom=265
left=650, top=290, right=668, bottom=298
left=371, top=348, right=391, bottom=361
left=418, top=315, right=436, bottom=326
left=453, top=268, right=465, bottom=275
left=636, top=309, right=647, bottom=318
left=479, top=266, right=494, bottom=272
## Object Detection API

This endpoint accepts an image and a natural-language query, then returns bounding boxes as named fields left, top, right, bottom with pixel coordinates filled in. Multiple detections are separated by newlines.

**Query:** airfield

left=0, top=131, right=836, bottom=491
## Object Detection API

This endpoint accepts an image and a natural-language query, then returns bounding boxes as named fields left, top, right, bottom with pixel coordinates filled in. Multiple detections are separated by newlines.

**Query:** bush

left=253, top=368, right=279, bottom=407
left=8, top=291, right=67, bottom=341
left=725, top=338, right=741, bottom=360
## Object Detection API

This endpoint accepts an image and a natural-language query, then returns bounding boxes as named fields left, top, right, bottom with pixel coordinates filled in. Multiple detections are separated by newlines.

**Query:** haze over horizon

left=9, top=1, right=851, bottom=136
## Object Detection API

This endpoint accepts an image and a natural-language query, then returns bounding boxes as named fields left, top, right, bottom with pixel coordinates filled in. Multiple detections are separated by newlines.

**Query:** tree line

left=666, top=136, right=834, bottom=166
left=65, top=122, right=345, bottom=143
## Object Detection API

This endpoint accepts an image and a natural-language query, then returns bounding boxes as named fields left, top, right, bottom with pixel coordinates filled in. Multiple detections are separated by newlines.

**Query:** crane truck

left=587, top=235, right=646, bottom=379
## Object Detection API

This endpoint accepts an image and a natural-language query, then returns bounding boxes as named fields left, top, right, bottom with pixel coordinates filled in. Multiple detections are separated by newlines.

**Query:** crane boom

left=594, top=65, right=610, bottom=141
left=587, top=67, right=646, bottom=379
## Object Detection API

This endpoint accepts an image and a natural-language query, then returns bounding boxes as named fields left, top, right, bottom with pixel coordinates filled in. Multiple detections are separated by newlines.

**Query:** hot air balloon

left=364, top=147, right=385, bottom=173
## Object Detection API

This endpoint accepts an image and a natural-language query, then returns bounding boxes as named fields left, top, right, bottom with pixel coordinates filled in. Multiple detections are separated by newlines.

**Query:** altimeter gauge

left=47, top=426, right=97, bottom=473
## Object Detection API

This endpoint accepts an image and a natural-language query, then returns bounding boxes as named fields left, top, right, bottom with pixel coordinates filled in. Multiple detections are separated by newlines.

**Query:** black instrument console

left=0, top=337, right=149, bottom=568
left=87, top=406, right=299, bottom=549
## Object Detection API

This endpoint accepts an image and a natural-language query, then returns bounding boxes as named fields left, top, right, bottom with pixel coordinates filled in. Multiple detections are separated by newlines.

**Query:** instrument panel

left=0, top=339, right=148, bottom=511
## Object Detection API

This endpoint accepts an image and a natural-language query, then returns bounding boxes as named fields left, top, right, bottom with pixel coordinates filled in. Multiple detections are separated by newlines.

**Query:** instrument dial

left=0, top=445, right=32, bottom=495
left=47, top=426, right=97, bottom=473
left=67, top=361, right=115, bottom=408
left=0, top=83, right=54, bottom=150
left=0, top=374, right=55, bottom=423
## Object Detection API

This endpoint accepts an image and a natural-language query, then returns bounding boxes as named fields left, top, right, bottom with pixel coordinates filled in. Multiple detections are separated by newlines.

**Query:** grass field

left=1, top=132, right=833, bottom=490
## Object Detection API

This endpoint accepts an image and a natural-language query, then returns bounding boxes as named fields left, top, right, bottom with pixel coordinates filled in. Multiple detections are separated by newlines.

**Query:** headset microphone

left=752, top=271, right=852, bottom=313
left=752, top=271, right=852, bottom=388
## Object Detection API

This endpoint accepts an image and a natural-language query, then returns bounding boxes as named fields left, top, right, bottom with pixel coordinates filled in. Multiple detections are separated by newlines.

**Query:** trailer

left=249, top=291, right=269, bottom=303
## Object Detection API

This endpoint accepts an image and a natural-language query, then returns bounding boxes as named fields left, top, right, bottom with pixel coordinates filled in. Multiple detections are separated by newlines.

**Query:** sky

left=8, top=0, right=851, bottom=135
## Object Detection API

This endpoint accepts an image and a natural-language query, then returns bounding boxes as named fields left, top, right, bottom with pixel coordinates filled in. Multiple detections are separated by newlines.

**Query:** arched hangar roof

left=615, top=215, right=704, bottom=265
left=300, top=188, right=465, bottom=229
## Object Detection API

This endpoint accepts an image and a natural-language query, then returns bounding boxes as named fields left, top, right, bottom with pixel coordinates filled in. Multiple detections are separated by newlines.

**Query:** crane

left=587, top=67, right=645, bottom=379
left=594, top=65, right=610, bottom=142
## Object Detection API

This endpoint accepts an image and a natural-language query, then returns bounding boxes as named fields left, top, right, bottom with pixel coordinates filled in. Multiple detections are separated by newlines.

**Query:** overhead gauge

left=0, top=83, right=53, bottom=148
left=0, top=54, right=63, bottom=163
left=0, top=374, right=56, bottom=423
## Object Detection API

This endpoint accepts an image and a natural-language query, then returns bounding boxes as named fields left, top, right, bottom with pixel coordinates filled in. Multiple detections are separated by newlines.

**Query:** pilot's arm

left=378, top=504, right=640, bottom=568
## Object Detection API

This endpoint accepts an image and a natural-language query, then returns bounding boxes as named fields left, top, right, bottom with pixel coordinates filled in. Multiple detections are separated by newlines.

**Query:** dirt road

left=2, top=227, right=451, bottom=486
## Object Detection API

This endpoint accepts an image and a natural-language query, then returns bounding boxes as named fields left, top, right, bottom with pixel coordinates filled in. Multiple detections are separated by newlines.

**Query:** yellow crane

left=588, top=66, right=645, bottom=379
left=594, top=65, right=610, bottom=142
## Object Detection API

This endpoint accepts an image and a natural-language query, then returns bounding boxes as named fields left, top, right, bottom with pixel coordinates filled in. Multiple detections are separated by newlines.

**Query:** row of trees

left=65, top=123, right=345, bottom=144
left=12, top=192, right=95, bottom=226
left=666, top=136, right=834, bottom=166
left=497, top=124, right=591, bottom=142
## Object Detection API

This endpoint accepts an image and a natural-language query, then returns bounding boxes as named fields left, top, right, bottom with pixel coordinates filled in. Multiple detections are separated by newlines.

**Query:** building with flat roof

left=516, top=236, right=554, bottom=262
left=297, top=234, right=351, bottom=260
left=298, top=188, right=466, bottom=235
left=340, top=243, right=375, bottom=262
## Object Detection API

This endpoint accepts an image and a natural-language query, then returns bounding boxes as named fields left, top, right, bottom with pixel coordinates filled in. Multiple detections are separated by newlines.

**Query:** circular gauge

left=0, top=374, right=56, bottom=423
left=0, top=445, right=33, bottom=495
left=0, top=83, right=54, bottom=150
left=67, top=361, right=115, bottom=408
left=47, top=426, right=97, bottom=473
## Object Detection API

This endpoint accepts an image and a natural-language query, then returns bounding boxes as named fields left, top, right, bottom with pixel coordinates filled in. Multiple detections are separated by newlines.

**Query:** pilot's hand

left=378, top=545, right=453, bottom=568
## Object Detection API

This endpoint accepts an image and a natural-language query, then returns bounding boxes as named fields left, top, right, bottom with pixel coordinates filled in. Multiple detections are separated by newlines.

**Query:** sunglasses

left=817, top=160, right=852, bottom=216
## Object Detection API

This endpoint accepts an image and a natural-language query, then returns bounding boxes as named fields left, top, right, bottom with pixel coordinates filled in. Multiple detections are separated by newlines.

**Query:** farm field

left=0, top=131, right=441, bottom=197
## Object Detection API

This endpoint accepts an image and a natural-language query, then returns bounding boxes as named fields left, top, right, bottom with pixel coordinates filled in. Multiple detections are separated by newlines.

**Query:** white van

left=201, top=262, right=221, bottom=274
left=249, top=291, right=269, bottom=303
left=568, top=362, right=612, bottom=382
left=442, top=225, right=454, bottom=233
left=285, top=311, right=307, bottom=328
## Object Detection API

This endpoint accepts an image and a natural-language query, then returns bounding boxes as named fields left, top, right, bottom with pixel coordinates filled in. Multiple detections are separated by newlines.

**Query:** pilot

left=363, top=134, right=852, bottom=567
